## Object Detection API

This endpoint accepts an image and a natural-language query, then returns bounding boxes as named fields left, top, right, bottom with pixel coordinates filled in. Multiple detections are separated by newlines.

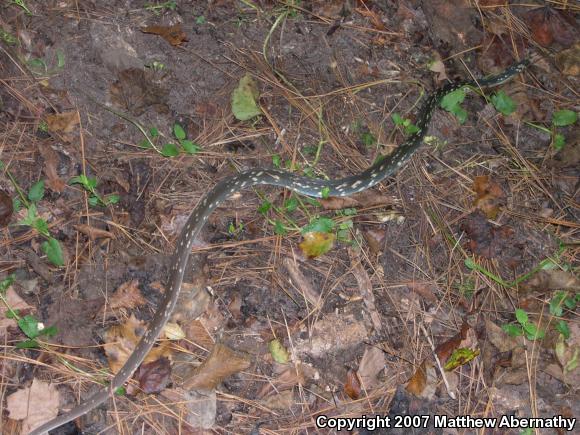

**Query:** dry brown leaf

left=37, top=143, right=66, bottom=193
left=45, top=111, right=79, bottom=133
left=435, top=322, right=471, bottom=363
left=105, top=280, right=147, bottom=312
left=6, top=379, right=60, bottom=433
left=363, top=229, right=385, bottom=255
left=283, top=257, right=321, bottom=308
left=356, top=7, right=386, bottom=31
left=428, top=59, right=448, bottom=82
left=74, top=223, right=115, bottom=240
left=555, top=43, right=580, bottom=76
left=485, top=320, right=521, bottom=353
left=473, top=175, right=505, bottom=219
left=183, top=343, right=251, bottom=390
left=183, top=319, right=215, bottom=350
left=257, top=364, right=310, bottom=398
left=405, top=281, right=438, bottom=303
left=104, top=314, right=172, bottom=373
left=141, top=24, right=188, bottom=46
left=522, top=270, right=580, bottom=292
left=260, top=389, right=295, bottom=411
left=344, top=368, right=362, bottom=399
left=0, top=190, right=13, bottom=227
left=357, top=346, right=386, bottom=391
left=406, top=360, right=433, bottom=397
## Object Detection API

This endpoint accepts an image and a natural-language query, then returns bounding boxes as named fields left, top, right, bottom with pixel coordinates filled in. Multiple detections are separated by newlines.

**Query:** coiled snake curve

left=30, top=59, right=528, bottom=434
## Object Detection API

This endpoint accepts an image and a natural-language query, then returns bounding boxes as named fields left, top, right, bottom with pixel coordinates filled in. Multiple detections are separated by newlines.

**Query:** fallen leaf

left=0, top=190, right=13, bottom=227
left=344, top=368, right=362, bottom=399
left=37, top=144, right=65, bottom=193
left=429, top=59, right=448, bottom=82
left=525, top=7, right=577, bottom=48
left=435, top=322, right=471, bottom=363
left=135, top=356, right=172, bottom=394
left=104, top=315, right=172, bottom=373
left=6, top=379, right=60, bottom=433
left=356, top=7, right=386, bottom=31
left=444, top=347, right=480, bottom=371
left=110, top=68, right=168, bottom=115
left=406, top=360, right=437, bottom=399
left=141, top=24, right=188, bottom=46
left=283, top=257, right=321, bottom=308
left=260, top=389, right=295, bottom=410
left=231, top=73, right=262, bottom=121
left=104, top=280, right=147, bottom=313
left=299, top=232, right=335, bottom=259
left=257, top=364, right=311, bottom=398
left=473, top=175, right=505, bottom=219
left=269, top=338, right=290, bottom=364
left=555, top=43, right=580, bottom=77
left=523, top=270, right=580, bottom=292
left=357, top=346, right=386, bottom=391
left=45, top=111, right=79, bottom=133
left=164, top=322, right=185, bottom=340
left=74, top=223, right=115, bottom=240
left=320, top=191, right=397, bottom=210
left=182, top=342, right=251, bottom=390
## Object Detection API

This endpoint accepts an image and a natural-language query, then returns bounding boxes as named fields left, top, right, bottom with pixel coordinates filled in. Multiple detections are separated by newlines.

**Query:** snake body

left=30, top=59, right=528, bottom=434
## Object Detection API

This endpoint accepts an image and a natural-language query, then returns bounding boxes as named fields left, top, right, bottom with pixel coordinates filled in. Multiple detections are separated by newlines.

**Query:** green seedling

left=490, top=90, right=516, bottom=116
left=14, top=179, right=65, bottom=267
left=392, top=113, right=420, bottom=135
left=0, top=28, right=18, bottom=45
left=27, top=50, right=65, bottom=76
left=0, top=275, right=58, bottom=349
left=440, top=88, right=468, bottom=124
left=69, top=174, right=120, bottom=207
left=549, top=290, right=579, bottom=340
left=551, top=109, right=577, bottom=151
left=502, top=308, right=545, bottom=341
left=172, top=123, right=201, bottom=155
left=145, top=60, right=165, bottom=71
left=361, top=131, right=377, bottom=147
left=195, top=15, right=206, bottom=25
left=227, top=221, right=244, bottom=236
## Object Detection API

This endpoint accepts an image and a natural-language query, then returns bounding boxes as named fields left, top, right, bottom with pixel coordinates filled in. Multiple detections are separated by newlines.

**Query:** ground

left=0, top=1, right=579, bottom=434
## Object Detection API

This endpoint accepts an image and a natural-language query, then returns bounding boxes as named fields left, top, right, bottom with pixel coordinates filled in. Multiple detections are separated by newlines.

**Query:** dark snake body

left=31, top=59, right=528, bottom=434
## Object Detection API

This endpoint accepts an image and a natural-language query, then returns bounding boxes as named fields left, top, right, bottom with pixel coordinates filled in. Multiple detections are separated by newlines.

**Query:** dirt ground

left=0, top=1, right=579, bottom=434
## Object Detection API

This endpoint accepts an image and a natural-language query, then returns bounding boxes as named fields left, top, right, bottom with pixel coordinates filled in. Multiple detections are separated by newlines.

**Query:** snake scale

left=30, top=58, right=528, bottom=434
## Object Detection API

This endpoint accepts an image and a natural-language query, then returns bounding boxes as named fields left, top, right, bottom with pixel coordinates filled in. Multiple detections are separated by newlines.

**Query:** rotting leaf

left=105, top=280, right=147, bottom=313
left=45, top=111, right=79, bottom=133
left=299, top=232, right=335, bottom=259
left=141, top=23, right=188, bottom=46
left=357, top=346, right=386, bottom=391
left=473, top=175, right=505, bottom=219
left=555, top=43, right=580, bottom=76
left=135, top=356, right=172, bottom=394
left=344, top=368, right=362, bottom=399
left=444, top=347, right=480, bottom=371
left=231, top=73, right=262, bottom=121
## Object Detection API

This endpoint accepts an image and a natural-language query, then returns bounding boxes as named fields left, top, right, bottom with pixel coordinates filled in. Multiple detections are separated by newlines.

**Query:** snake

left=30, top=58, right=528, bottom=434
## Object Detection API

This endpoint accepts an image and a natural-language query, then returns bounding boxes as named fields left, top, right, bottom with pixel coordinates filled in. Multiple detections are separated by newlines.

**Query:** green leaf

left=391, top=113, right=404, bottom=125
left=41, top=325, right=58, bottom=338
left=552, top=109, right=577, bottom=127
left=272, top=154, right=281, bottom=168
left=13, top=197, right=21, bottom=212
left=6, top=308, right=19, bottom=319
left=273, top=219, right=286, bottom=236
left=88, top=196, right=99, bottom=207
left=555, top=321, right=570, bottom=340
left=550, top=291, right=567, bottom=317
left=56, top=50, right=65, bottom=69
left=404, top=123, right=420, bottom=135
left=42, top=237, right=65, bottom=266
left=149, top=126, right=159, bottom=138
left=28, top=180, right=45, bottom=203
left=139, top=139, right=153, bottom=149
left=180, top=140, right=201, bottom=154
left=553, top=133, right=565, bottom=151
left=490, top=90, right=516, bottom=116
left=86, top=177, right=98, bottom=189
left=268, top=338, right=289, bottom=364
left=69, top=174, right=87, bottom=186
left=284, top=197, right=298, bottom=213
left=321, top=187, right=330, bottom=199
left=33, top=218, right=49, bottom=237
left=231, top=73, right=262, bottom=121
left=501, top=324, right=523, bottom=337
left=302, top=217, right=335, bottom=234
left=115, top=386, right=126, bottom=396
left=105, top=194, right=120, bottom=205
left=440, top=88, right=467, bottom=124
left=0, top=274, right=15, bottom=293
left=195, top=15, right=206, bottom=25
left=173, top=123, right=186, bottom=140
left=564, top=295, right=578, bottom=310
left=523, top=322, right=544, bottom=341
left=515, top=308, right=528, bottom=326
left=18, top=314, right=41, bottom=339
left=257, top=201, right=271, bottom=215
left=161, top=143, right=180, bottom=157
left=16, top=339, right=40, bottom=349
left=361, top=131, right=376, bottom=147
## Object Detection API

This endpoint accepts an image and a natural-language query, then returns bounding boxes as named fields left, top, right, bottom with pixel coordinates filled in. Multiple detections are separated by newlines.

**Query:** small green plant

left=195, top=15, right=206, bottom=25
left=502, top=308, right=545, bottom=341
left=490, top=90, right=516, bottom=116
left=15, top=180, right=65, bottom=267
left=551, top=109, right=577, bottom=151
left=27, top=50, right=65, bottom=76
left=549, top=290, right=579, bottom=339
left=440, top=88, right=468, bottom=124
left=392, top=113, right=420, bottom=135
left=228, top=221, right=244, bottom=236
left=69, top=174, right=120, bottom=207
left=360, top=131, right=377, bottom=147
left=145, top=60, right=166, bottom=71
left=0, top=275, right=58, bottom=349
left=0, top=28, right=18, bottom=45
left=171, top=123, right=201, bottom=155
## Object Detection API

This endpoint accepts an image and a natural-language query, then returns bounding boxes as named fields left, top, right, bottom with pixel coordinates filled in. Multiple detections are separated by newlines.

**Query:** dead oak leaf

left=6, top=379, right=60, bottom=433
left=45, top=111, right=79, bottom=133
left=135, top=356, right=172, bottom=394
left=105, top=280, right=147, bottom=313
left=104, top=314, right=172, bottom=374
left=141, top=24, right=188, bottom=46
left=473, top=175, right=505, bottom=219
